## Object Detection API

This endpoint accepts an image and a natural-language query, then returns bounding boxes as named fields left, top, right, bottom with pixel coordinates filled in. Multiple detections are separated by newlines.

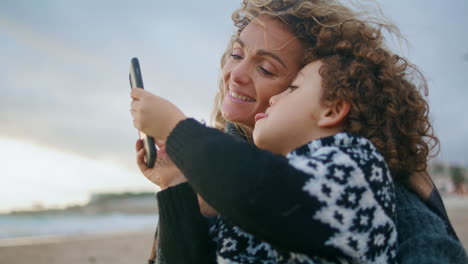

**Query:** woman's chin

left=221, top=110, right=237, bottom=123
left=222, top=105, right=253, bottom=126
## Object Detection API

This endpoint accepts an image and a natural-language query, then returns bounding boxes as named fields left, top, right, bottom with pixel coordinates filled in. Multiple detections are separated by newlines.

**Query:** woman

left=143, top=12, right=305, bottom=263
left=136, top=0, right=466, bottom=263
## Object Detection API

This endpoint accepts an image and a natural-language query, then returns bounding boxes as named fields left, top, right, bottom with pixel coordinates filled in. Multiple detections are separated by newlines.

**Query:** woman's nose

left=230, top=61, right=251, bottom=85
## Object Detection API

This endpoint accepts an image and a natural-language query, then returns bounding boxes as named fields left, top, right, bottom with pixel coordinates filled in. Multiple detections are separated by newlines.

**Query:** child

left=131, top=58, right=397, bottom=263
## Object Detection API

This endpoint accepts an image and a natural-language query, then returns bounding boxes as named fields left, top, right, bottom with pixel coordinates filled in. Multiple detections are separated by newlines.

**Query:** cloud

left=0, top=2, right=233, bottom=171
left=1, top=0, right=467, bottom=172
left=0, top=0, right=467, bottom=212
left=0, top=138, right=150, bottom=211
left=0, top=54, right=215, bottom=171
left=0, top=14, right=108, bottom=70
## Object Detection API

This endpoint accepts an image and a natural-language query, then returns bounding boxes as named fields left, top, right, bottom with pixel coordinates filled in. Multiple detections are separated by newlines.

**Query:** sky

left=0, top=0, right=467, bottom=212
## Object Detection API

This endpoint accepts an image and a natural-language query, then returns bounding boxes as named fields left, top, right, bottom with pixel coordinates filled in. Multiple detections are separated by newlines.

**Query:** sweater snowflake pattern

left=209, top=133, right=397, bottom=264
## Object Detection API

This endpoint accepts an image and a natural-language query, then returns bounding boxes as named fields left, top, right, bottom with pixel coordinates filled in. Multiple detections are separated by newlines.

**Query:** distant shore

left=4, top=191, right=158, bottom=216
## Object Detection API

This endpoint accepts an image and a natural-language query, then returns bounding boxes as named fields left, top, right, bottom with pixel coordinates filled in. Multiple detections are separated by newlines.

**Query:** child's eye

left=288, top=85, right=299, bottom=92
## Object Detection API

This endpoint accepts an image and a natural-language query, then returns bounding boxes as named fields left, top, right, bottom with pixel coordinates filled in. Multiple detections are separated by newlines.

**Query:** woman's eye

left=259, top=66, right=274, bottom=76
left=230, top=48, right=243, bottom=60
left=230, top=53, right=243, bottom=60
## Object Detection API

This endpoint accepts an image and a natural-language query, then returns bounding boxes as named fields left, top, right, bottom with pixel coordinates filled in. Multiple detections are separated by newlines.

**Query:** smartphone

left=129, top=57, right=157, bottom=168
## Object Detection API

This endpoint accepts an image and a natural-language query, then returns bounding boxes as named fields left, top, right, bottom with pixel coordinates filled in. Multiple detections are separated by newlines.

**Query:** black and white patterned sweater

left=165, top=119, right=397, bottom=263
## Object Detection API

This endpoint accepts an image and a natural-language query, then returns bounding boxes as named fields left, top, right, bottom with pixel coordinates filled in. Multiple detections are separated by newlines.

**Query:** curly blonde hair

left=211, top=0, right=439, bottom=182
left=211, top=0, right=396, bottom=135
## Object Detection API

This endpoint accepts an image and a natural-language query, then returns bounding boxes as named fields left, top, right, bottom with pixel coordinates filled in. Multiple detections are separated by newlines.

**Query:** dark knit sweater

left=394, top=185, right=468, bottom=263
left=161, top=119, right=397, bottom=263
left=154, top=119, right=468, bottom=264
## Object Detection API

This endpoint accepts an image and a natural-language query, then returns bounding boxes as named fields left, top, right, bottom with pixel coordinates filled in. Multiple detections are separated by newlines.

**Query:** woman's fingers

left=135, top=139, right=143, bottom=152
left=136, top=147, right=148, bottom=172
left=135, top=142, right=185, bottom=188
left=136, top=144, right=162, bottom=186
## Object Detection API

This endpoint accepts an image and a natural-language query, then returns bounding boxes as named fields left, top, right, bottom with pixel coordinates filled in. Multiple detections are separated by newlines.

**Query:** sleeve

left=395, top=184, right=468, bottom=264
left=165, top=119, right=395, bottom=258
left=156, top=182, right=216, bottom=263
left=398, top=234, right=468, bottom=264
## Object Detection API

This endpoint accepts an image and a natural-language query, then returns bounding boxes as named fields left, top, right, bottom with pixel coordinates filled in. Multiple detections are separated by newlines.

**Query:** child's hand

left=197, top=194, right=219, bottom=217
left=131, top=88, right=186, bottom=140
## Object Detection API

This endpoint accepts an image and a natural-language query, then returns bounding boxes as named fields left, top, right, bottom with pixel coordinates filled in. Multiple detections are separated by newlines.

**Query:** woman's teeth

left=230, top=91, right=256, bottom=102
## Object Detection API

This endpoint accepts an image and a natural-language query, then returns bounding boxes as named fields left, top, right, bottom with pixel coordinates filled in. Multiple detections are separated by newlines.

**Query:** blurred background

left=0, top=0, right=467, bottom=263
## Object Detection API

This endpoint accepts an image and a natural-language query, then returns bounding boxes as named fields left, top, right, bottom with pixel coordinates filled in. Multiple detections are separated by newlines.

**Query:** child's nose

left=269, top=89, right=287, bottom=106
left=269, top=94, right=279, bottom=106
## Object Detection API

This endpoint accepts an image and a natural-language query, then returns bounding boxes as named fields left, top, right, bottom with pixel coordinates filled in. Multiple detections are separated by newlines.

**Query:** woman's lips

left=255, top=113, right=268, bottom=122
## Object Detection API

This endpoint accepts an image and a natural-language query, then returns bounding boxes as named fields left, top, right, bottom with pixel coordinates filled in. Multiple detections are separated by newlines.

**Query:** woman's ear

left=317, top=99, right=350, bottom=128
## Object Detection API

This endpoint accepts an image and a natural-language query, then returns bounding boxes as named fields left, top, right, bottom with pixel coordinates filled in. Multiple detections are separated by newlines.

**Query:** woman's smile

left=227, top=88, right=256, bottom=103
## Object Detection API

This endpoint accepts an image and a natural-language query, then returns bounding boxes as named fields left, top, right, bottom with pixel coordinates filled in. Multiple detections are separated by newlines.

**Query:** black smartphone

left=129, top=57, right=157, bottom=168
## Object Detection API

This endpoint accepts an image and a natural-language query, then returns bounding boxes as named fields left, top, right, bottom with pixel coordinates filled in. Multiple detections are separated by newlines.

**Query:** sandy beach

left=0, top=199, right=466, bottom=264
left=0, top=230, right=156, bottom=264
left=446, top=196, right=468, bottom=248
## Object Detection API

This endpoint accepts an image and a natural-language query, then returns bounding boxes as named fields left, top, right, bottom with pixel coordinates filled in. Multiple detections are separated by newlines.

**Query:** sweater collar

left=288, top=132, right=376, bottom=157
left=224, top=122, right=248, bottom=141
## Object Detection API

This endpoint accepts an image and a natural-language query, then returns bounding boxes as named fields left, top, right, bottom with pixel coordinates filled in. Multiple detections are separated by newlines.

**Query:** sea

left=0, top=213, right=158, bottom=242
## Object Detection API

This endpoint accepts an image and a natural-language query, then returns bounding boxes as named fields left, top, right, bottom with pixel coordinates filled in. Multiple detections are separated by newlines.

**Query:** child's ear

left=317, top=99, right=350, bottom=128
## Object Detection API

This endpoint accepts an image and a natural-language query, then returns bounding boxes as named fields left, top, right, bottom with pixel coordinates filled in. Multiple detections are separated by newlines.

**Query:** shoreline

left=0, top=229, right=155, bottom=248
left=0, top=197, right=466, bottom=264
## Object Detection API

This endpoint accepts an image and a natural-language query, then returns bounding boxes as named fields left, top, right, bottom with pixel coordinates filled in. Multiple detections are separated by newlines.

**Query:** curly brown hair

left=211, top=0, right=439, bottom=182
left=315, top=19, right=439, bottom=182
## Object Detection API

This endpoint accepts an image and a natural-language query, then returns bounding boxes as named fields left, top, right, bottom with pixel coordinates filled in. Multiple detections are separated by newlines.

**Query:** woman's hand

left=131, top=88, right=186, bottom=141
left=137, top=139, right=218, bottom=216
left=136, top=139, right=187, bottom=190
